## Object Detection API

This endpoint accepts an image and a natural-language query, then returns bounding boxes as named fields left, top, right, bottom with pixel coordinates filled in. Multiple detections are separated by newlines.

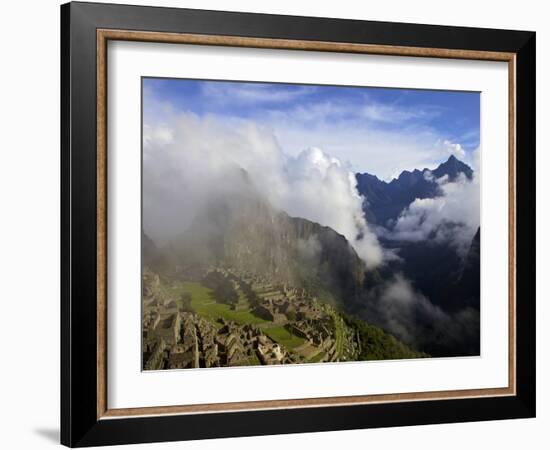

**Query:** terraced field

left=263, top=326, right=306, bottom=351
left=294, top=342, right=323, bottom=360
left=171, top=281, right=328, bottom=359
left=170, top=281, right=268, bottom=326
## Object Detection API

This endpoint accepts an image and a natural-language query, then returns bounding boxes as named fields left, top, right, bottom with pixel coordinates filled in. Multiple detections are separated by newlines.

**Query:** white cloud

left=258, top=107, right=471, bottom=180
left=144, top=85, right=475, bottom=181
left=280, top=147, right=383, bottom=267
left=359, top=102, right=440, bottom=124
left=266, top=94, right=442, bottom=126
left=374, top=274, right=447, bottom=344
left=362, top=273, right=480, bottom=353
left=201, top=83, right=316, bottom=104
left=388, top=148, right=480, bottom=254
left=143, top=113, right=384, bottom=268
left=437, top=139, right=466, bottom=159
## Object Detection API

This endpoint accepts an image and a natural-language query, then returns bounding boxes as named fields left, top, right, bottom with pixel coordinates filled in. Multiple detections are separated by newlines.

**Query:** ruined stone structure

left=142, top=267, right=361, bottom=370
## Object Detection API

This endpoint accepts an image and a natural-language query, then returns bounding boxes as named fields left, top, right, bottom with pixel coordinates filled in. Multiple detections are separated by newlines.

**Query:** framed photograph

left=61, top=2, right=536, bottom=447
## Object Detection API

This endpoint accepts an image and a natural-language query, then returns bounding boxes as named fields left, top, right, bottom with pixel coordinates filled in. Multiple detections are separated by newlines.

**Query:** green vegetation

left=343, top=314, right=424, bottom=360
left=291, top=264, right=337, bottom=305
left=308, top=351, right=326, bottom=364
left=264, top=326, right=306, bottom=350
left=322, top=305, right=346, bottom=356
left=248, top=353, right=262, bottom=366
left=171, top=281, right=268, bottom=326
left=165, top=278, right=424, bottom=364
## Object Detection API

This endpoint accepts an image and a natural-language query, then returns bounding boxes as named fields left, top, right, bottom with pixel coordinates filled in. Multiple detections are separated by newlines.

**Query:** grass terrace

left=263, top=326, right=306, bottom=351
left=171, top=281, right=268, bottom=326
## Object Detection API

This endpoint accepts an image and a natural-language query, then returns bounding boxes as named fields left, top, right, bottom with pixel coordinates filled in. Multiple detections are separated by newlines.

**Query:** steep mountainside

left=353, top=155, right=480, bottom=356
left=380, top=234, right=463, bottom=310
left=446, top=227, right=481, bottom=312
left=170, top=187, right=367, bottom=305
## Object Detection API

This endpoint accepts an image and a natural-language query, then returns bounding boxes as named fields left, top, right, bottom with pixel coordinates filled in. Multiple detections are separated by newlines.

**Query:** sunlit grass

left=170, top=281, right=268, bottom=326
left=263, top=326, right=306, bottom=350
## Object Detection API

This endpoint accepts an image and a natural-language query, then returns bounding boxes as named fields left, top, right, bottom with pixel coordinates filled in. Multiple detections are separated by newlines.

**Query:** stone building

left=148, top=312, right=181, bottom=346
left=144, top=339, right=166, bottom=370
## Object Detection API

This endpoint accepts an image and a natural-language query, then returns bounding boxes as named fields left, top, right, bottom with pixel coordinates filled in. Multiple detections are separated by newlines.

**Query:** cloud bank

left=144, top=79, right=480, bottom=181
left=389, top=149, right=480, bottom=254
left=362, top=274, right=480, bottom=355
left=262, top=112, right=475, bottom=181
left=143, top=112, right=384, bottom=268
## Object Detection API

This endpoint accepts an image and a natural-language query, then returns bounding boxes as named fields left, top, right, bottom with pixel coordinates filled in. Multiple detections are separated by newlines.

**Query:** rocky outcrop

left=172, top=186, right=366, bottom=305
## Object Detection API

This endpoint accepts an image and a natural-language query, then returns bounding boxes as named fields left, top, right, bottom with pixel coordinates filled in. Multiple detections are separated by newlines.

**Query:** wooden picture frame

left=61, top=1, right=536, bottom=447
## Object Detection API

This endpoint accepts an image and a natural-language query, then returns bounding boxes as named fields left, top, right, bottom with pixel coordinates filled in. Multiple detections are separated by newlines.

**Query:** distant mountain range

left=353, top=155, right=480, bottom=355
left=357, top=155, right=478, bottom=309
left=356, top=155, right=473, bottom=226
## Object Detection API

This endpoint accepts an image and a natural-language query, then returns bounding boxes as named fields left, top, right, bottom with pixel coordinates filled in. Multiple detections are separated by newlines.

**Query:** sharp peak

left=355, top=155, right=470, bottom=183
left=437, top=154, right=471, bottom=169
left=441, top=154, right=470, bottom=166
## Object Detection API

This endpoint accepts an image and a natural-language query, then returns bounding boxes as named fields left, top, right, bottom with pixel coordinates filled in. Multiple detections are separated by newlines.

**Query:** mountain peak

left=355, top=155, right=474, bottom=225
left=432, top=155, right=473, bottom=180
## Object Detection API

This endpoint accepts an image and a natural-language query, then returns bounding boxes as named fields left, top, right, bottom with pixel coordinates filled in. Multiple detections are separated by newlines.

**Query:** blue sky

left=143, top=78, right=480, bottom=180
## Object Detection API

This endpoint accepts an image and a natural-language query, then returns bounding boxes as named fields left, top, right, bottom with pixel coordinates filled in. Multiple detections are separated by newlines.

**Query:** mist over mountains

left=144, top=153, right=479, bottom=357
left=355, top=155, right=479, bottom=311
left=146, top=169, right=366, bottom=305
left=356, top=155, right=473, bottom=226
left=352, top=155, right=480, bottom=355
left=142, top=79, right=481, bottom=365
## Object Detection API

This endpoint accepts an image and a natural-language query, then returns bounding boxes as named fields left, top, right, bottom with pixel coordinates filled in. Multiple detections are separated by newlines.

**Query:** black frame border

left=61, top=2, right=536, bottom=447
